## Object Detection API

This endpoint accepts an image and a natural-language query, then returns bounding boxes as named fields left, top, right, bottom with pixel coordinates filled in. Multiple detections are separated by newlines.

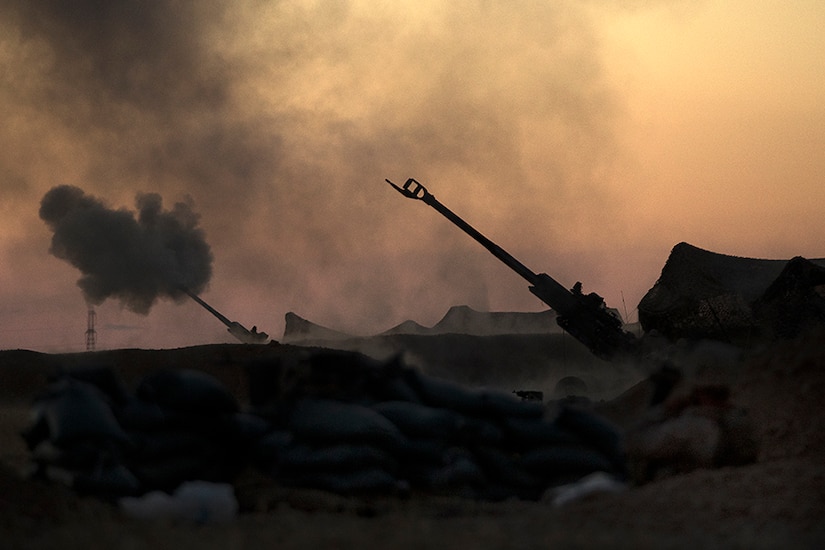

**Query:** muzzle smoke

left=39, top=185, right=212, bottom=314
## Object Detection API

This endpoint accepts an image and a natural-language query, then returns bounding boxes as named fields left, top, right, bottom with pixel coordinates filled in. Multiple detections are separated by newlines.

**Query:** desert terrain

left=1, top=326, right=823, bottom=549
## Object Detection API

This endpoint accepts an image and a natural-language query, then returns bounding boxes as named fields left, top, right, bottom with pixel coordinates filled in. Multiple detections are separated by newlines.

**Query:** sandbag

left=390, top=436, right=449, bottom=467
left=373, top=400, right=464, bottom=440
left=115, top=398, right=169, bottom=431
left=217, top=412, right=271, bottom=444
left=128, top=431, right=215, bottom=461
left=553, top=405, right=625, bottom=468
left=252, top=430, right=294, bottom=466
left=56, top=365, right=131, bottom=407
left=136, top=369, right=238, bottom=414
left=405, top=370, right=485, bottom=415
left=290, top=467, right=406, bottom=496
left=371, top=370, right=421, bottom=403
left=424, top=452, right=486, bottom=493
left=20, top=410, right=50, bottom=450
left=120, top=402, right=230, bottom=434
left=455, top=416, right=503, bottom=446
left=471, top=445, right=543, bottom=497
left=277, top=443, right=398, bottom=474
left=519, top=445, right=617, bottom=479
left=502, top=416, right=581, bottom=449
left=46, top=463, right=142, bottom=498
left=31, top=439, right=118, bottom=470
left=478, top=389, right=545, bottom=419
left=131, top=450, right=229, bottom=492
left=38, top=381, right=130, bottom=445
left=119, top=481, right=238, bottom=523
left=288, top=399, right=406, bottom=450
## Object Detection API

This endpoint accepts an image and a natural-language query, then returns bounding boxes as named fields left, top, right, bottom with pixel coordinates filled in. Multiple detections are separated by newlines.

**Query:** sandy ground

left=1, top=329, right=824, bottom=549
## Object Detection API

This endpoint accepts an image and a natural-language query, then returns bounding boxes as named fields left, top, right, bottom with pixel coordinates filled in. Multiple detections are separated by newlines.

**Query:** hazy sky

left=1, top=0, right=823, bottom=352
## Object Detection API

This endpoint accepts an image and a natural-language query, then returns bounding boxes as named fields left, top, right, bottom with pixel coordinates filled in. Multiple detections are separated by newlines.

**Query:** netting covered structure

left=638, top=243, right=825, bottom=342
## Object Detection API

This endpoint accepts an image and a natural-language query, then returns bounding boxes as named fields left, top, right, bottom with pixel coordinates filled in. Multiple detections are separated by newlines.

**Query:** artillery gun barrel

left=417, top=188, right=540, bottom=287
left=182, top=288, right=233, bottom=328
left=386, top=178, right=578, bottom=315
left=386, top=178, right=638, bottom=360
left=181, top=287, right=269, bottom=344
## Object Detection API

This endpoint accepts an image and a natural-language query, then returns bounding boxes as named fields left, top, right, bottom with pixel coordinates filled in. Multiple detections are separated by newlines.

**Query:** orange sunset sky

left=1, top=1, right=823, bottom=352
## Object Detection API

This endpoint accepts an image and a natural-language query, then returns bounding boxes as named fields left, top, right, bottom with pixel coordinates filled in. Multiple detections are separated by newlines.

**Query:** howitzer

left=180, top=287, right=269, bottom=344
left=386, top=178, right=639, bottom=360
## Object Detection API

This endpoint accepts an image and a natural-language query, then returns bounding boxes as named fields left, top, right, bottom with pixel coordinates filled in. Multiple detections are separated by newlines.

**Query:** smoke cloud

left=39, top=185, right=212, bottom=314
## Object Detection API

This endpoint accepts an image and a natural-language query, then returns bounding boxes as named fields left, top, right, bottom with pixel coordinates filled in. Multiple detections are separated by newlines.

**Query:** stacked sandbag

left=253, top=399, right=409, bottom=496
left=22, top=366, right=268, bottom=499
left=23, top=351, right=627, bottom=503
left=21, top=368, right=141, bottom=498
left=247, top=350, right=627, bottom=500
left=120, top=368, right=267, bottom=492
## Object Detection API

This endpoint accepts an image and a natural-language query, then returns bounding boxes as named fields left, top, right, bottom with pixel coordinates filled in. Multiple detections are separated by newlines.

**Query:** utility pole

left=85, top=307, right=96, bottom=351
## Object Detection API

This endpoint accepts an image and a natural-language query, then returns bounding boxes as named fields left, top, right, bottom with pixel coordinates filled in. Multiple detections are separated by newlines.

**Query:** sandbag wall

left=21, top=367, right=267, bottom=499
left=247, top=350, right=626, bottom=500
left=22, top=349, right=626, bottom=501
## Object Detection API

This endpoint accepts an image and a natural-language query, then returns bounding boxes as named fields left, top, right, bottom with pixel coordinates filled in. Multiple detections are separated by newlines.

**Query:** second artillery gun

left=386, top=178, right=639, bottom=360
left=181, top=288, right=269, bottom=344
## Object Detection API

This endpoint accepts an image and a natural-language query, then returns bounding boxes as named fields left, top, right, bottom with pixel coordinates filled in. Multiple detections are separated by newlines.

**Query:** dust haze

left=1, top=1, right=668, bottom=348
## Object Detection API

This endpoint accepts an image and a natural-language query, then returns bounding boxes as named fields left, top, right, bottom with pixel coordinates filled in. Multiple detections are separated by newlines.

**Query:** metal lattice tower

left=85, top=307, right=96, bottom=351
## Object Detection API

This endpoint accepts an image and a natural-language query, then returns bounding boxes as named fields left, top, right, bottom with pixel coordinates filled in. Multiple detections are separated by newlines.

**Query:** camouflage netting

left=638, top=242, right=825, bottom=342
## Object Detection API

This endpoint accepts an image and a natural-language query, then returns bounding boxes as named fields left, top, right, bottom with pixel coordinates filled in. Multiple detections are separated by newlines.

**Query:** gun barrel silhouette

left=181, top=287, right=269, bottom=344
left=386, top=178, right=638, bottom=359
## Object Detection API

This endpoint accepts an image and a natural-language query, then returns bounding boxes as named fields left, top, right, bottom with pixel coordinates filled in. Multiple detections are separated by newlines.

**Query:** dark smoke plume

left=39, top=185, right=212, bottom=314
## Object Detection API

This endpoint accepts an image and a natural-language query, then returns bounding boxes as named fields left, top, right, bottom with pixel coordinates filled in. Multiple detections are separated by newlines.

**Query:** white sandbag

left=120, top=481, right=238, bottom=523
left=545, top=471, right=626, bottom=507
